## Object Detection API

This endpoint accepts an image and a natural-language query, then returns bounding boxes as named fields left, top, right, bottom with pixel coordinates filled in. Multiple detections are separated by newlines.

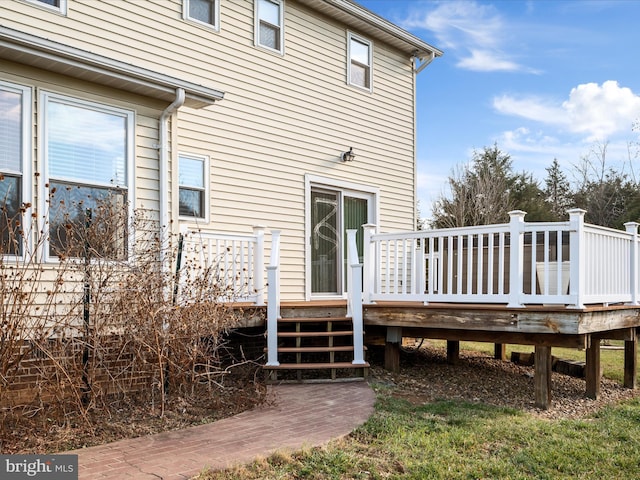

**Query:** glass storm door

left=311, top=188, right=370, bottom=295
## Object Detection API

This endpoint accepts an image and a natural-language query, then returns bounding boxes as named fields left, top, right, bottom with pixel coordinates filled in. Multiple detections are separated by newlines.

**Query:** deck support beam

left=494, top=343, right=507, bottom=361
left=385, top=327, right=402, bottom=373
left=624, top=331, right=637, bottom=389
left=586, top=336, right=601, bottom=399
left=534, top=345, right=552, bottom=409
left=447, top=340, right=460, bottom=365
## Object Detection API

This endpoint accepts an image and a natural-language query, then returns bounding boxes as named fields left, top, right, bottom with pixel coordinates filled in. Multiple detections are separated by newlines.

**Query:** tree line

left=430, top=141, right=640, bottom=230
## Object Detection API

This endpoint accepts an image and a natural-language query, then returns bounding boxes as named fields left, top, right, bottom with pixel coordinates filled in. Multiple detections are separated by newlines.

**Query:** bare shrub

left=0, top=187, right=264, bottom=437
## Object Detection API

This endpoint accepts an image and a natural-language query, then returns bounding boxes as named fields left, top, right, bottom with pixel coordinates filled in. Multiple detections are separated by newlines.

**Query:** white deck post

left=265, top=230, right=281, bottom=366
left=347, top=229, right=366, bottom=365
left=362, top=224, right=377, bottom=304
left=625, top=222, right=640, bottom=305
left=568, top=209, right=586, bottom=309
left=252, top=225, right=266, bottom=306
left=507, top=210, right=526, bottom=308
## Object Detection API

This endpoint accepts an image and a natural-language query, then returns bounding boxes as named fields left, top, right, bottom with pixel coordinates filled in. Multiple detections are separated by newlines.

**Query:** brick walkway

left=66, top=382, right=375, bottom=479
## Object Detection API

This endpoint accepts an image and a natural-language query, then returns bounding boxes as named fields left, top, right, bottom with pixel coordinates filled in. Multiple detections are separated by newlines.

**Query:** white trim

left=304, top=174, right=379, bottom=300
left=347, top=31, right=373, bottom=93
left=39, top=91, right=136, bottom=262
left=255, top=0, right=285, bottom=55
left=0, top=26, right=225, bottom=109
left=183, top=0, right=221, bottom=32
left=178, top=152, right=210, bottom=223
left=23, top=0, right=67, bottom=16
left=0, top=80, right=32, bottom=259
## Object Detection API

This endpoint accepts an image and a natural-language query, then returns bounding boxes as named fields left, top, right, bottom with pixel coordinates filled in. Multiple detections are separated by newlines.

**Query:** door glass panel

left=344, top=196, right=367, bottom=262
left=311, top=190, right=339, bottom=294
left=344, top=196, right=368, bottom=286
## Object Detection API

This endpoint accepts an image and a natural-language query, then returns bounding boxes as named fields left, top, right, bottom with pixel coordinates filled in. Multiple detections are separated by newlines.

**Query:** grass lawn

left=196, top=393, right=640, bottom=479
left=194, top=341, right=640, bottom=479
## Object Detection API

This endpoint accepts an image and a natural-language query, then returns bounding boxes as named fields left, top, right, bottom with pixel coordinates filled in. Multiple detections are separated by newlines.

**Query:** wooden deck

left=266, top=300, right=640, bottom=409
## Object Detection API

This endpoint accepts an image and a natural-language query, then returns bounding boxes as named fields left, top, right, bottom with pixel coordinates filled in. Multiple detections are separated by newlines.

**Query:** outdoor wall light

left=341, top=147, right=355, bottom=162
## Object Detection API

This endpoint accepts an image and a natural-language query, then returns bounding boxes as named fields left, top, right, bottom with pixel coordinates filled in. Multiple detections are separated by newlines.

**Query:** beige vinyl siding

left=3, top=0, right=419, bottom=300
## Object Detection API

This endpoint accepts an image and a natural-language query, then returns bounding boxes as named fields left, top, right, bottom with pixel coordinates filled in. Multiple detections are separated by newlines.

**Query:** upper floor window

left=184, top=0, right=219, bottom=30
left=42, top=93, right=133, bottom=260
left=178, top=153, right=208, bottom=220
left=25, top=0, right=67, bottom=15
left=348, top=33, right=373, bottom=91
left=255, top=0, right=284, bottom=54
left=0, top=82, right=31, bottom=256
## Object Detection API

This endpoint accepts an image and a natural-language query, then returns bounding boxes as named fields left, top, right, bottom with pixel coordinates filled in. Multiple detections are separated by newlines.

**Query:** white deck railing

left=179, top=226, right=266, bottom=305
left=361, top=209, right=640, bottom=309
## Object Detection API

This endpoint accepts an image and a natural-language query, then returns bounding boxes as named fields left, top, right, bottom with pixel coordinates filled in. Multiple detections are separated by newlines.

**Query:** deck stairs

left=263, top=311, right=369, bottom=382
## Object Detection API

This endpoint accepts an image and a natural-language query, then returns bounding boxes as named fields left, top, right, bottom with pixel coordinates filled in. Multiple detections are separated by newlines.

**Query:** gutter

left=317, top=0, right=443, bottom=58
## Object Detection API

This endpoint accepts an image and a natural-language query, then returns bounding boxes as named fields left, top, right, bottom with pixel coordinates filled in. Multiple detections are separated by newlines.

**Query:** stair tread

left=270, top=346, right=366, bottom=353
left=264, top=361, right=370, bottom=370
left=278, top=317, right=353, bottom=323
left=277, top=330, right=354, bottom=337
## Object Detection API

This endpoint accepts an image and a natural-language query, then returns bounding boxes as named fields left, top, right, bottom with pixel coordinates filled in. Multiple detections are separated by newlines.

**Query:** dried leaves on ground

left=373, top=341, right=640, bottom=420
left=0, top=379, right=267, bottom=454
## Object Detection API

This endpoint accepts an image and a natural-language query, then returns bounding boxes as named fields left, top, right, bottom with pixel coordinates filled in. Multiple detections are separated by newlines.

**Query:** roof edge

left=0, top=26, right=225, bottom=108
left=318, top=0, right=443, bottom=58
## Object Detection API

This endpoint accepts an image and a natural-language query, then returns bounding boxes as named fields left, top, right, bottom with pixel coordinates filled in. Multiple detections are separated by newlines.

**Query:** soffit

left=0, top=26, right=225, bottom=109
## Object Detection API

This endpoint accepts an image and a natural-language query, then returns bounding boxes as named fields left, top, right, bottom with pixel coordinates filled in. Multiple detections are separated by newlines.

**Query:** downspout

left=159, top=88, right=185, bottom=269
left=411, top=50, right=438, bottom=229
left=411, top=55, right=419, bottom=230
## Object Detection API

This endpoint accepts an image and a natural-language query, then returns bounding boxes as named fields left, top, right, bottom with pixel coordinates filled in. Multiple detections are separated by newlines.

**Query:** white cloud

left=493, top=81, right=640, bottom=140
left=457, top=49, right=523, bottom=72
left=402, top=0, right=532, bottom=73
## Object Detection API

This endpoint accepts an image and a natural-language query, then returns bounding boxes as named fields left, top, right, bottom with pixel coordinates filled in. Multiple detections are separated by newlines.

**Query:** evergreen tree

left=543, top=158, right=572, bottom=221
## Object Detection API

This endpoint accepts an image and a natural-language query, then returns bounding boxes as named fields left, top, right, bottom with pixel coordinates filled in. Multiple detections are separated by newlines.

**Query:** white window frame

left=24, top=0, right=68, bottom=15
left=183, top=0, right=220, bottom=32
left=255, top=0, right=285, bottom=55
left=178, top=152, right=209, bottom=222
left=39, top=91, right=135, bottom=262
left=0, top=81, right=32, bottom=258
left=347, top=32, right=373, bottom=93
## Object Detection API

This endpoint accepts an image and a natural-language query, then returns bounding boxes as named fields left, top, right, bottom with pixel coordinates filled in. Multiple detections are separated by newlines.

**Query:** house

left=0, top=0, right=441, bottom=303
left=3, top=1, right=638, bottom=411
left=0, top=0, right=445, bottom=403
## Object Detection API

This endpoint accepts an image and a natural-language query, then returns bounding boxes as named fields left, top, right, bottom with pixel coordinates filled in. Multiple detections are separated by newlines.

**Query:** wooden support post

left=586, top=336, right=601, bottom=399
left=494, top=343, right=507, bottom=361
left=624, top=335, right=637, bottom=389
left=534, top=345, right=552, bottom=410
left=447, top=340, right=460, bottom=365
left=385, top=327, right=402, bottom=373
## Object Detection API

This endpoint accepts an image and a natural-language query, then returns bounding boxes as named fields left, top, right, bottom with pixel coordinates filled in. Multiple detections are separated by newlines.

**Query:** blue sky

left=358, top=0, right=640, bottom=221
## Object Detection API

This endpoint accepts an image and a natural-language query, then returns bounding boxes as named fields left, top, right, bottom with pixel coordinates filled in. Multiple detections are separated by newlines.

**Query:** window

left=178, top=154, right=207, bottom=220
left=184, top=0, right=219, bottom=30
left=0, top=82, right=31, bottom=256
left=348, top=33, right=373, bottom=91
left=26, top=0, right=67, bottom=14
left=256, top=0, right=284, bottom=53
left=42, top=93, right=133, bottom=259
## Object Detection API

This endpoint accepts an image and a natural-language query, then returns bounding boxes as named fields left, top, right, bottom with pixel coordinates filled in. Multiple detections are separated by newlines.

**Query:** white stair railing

left=346, top=229, right=366, bottom=365
left=265, top=230, right=281, bottom=366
